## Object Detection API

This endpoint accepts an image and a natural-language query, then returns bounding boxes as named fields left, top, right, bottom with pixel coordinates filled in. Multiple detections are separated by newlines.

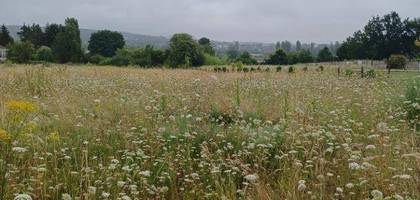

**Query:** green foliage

left=0, top=25, right=14, bottom=46
left=88, top=30, right=125, bottom=57
left=286, top=52, right=299, bottom=65
left=88, top=54, right=105, bottom=64
left=265, top=49, right=288, bottom=65
left=198, top=37, right=215, bottom=55
left=317, top=47, right=334, bottom=62
left=337, top=12, right=418, bottom=60
left=387, top=54, right=407, bottom=69
left=168, top=33, right=204, bottom=68
left=35, top=46, right=54, bottom=62
left=7, top=41, right=35, bottom=63
left=101, top=48, right=131, bottom=66
left=203, top=53, right=224, bottom=65
left=131, top=45, right=167, bottom=67
left=52, top=18, right=82, bottom=63
left=288, top=66, right=295, bottom=73
left=318, top=65, right=324, bottom=72
left=297, top=50, right=314, bottom=63
left=366, top=69, right=376, bottom=78
left=276, top=66, right=282, bottom=72
left=17, top=24, right=44, bottom=47
left=345, top=69, right=354, bottom=76
left=44, top=24, right=63, bottom=47
left=232, top=61, right=244, bottom=71
left=236, top=52, right=257, bottom=65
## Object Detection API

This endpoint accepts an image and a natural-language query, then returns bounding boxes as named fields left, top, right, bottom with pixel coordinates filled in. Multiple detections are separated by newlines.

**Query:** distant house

left=0, top=45, right=7, bottom=62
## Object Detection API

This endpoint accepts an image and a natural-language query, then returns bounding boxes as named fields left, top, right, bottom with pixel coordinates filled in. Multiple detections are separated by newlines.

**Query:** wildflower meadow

left=0, top=64, right=419, bottom=200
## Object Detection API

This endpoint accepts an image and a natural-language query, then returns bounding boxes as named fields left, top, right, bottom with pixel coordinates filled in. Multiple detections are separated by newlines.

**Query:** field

left=0, top=64, right=419, bottom=200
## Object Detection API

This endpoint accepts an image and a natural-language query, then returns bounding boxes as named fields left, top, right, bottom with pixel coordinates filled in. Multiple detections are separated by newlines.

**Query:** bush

left=276, top=66, right=282, bottom=72
left=318, top=65, right=324, bottom=71
left=7, top=41, right=35, bottom=63
left=345, top=69, right=354, bottom=76
left=366, top=69, right=376, bottom=78
left=387, top=54, right=407, bottom=71
left=243, top=68, right=249, bottom=73
left=288, top=66, right=295, bottom=73
left=232, top=61, right=244, bottom=72
left=35, top=46, right=54, bottom=62
left=302, top=66, right=308, bottom=72
left=88, top=54, right=105, bottom=65
left=109, top=49, right=131, bottom=66
left=204, top=53, right=223, bottom=65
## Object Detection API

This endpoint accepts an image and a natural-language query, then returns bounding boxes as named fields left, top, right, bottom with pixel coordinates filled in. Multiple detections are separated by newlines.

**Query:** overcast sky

left=0, top=0, right=419, bottom=43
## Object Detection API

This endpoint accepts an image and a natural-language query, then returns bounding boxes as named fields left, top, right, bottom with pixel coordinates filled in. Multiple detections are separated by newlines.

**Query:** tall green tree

left=168, top=33, right=204, bottom=68
left=337, top=12, right=418, bottom=60
left=88, top=30, right=125, bottom=57
left=44, top=24, right=63, bottom=47
left=198, top=37, right=215, bottom=55
left=52, top=18, right=82, bottom=63
left=18, top=24, right=44, bottom=47
left=317, top=47, right=334, bottom=62
left=0, top=25, right=14, bottom=46
left=265, top=49, right=288, bottom=65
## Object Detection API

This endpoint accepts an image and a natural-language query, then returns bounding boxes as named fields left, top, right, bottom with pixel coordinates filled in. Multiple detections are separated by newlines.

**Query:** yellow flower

left=0, top=128, right=11, bottom=143
left=6, top=100, right=37, bottom=113
left=25, top=122, right=37, bottom=133
left=48, top=132, right=60, bottom=142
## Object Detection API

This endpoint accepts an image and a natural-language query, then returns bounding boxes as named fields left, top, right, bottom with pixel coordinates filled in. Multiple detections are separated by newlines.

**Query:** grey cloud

left=0, top=0, right=419, bottom=43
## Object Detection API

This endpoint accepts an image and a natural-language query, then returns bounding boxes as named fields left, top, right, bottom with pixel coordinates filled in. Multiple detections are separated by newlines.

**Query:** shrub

left=204, top=53, right=223, bottom=65
left=243, top=68, right=249, bottom=72
left=35, top=46, right=54, bottom=62
left=302, top=66, right=308, bottom=72
left=232, top=61, right=244, bottom=72
left=221, top=67, right=227, bottom=72
left=387, top=54, right=407, bottom=71
left=345, top=69, right=354, bottom=76
left=88, top=54, right=105, bottom=64
left=288, top=66, right=295, bottom=73
left=108, top=49, right=131, bottom=66
left=250, top=67, right=256, bottom=72
left=318, top=65, right=324, bottom=71
left=7, top=41, right=35, bottom=63
left=276, top=66, right=282, bottom=72
left=366, top=69, right=376, bottom=78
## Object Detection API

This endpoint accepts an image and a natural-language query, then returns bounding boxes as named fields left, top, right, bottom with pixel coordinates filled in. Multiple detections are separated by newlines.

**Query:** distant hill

left=6, top=25, right=169, bottom=48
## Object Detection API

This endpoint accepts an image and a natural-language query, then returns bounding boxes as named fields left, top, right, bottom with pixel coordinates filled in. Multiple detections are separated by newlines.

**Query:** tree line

left=336, top=12, right=419, bottom=60
left=0, top=11, right=418, bottom=67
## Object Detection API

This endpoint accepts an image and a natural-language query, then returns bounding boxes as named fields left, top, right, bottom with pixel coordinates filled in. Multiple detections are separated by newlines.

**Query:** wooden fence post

left=361, top=66, right=364, bottom=78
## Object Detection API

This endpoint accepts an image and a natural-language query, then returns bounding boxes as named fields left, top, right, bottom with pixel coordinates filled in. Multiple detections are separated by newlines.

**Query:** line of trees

left=1, top=11, right=418, bottom=67
left=1, top=18, right=83, bottom=63
left=337, top=12, right=419, bottom=60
